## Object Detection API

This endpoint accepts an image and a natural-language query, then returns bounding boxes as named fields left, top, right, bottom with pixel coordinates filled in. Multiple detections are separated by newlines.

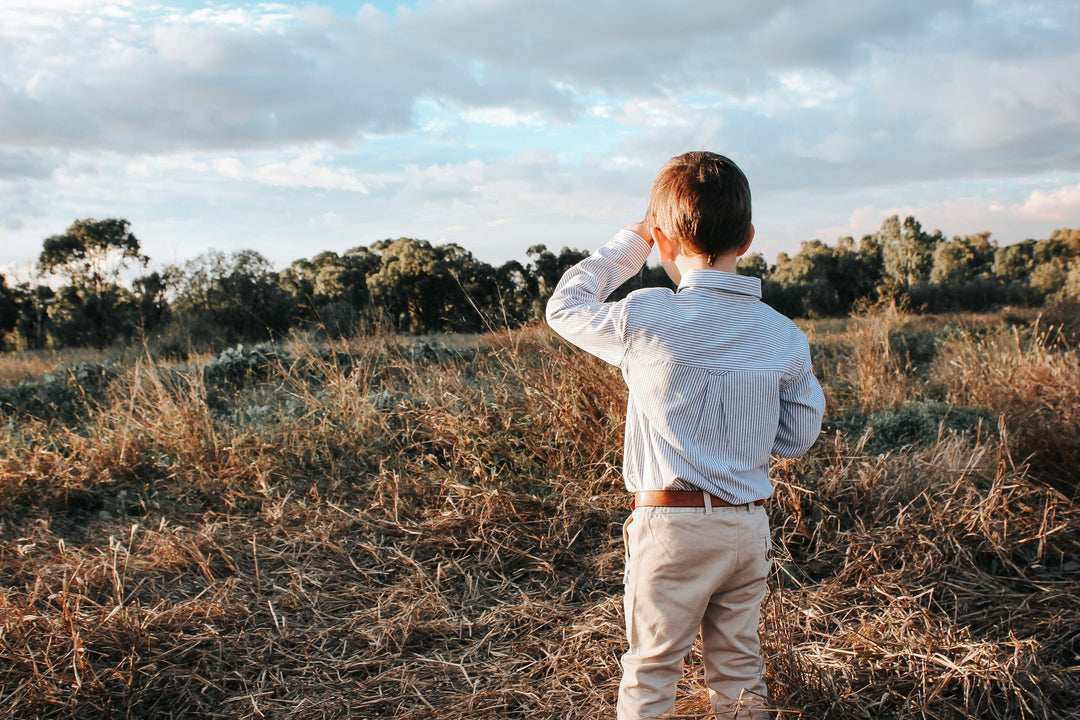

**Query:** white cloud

left=776, top=70, right=850, bottom=109
left=1010, top=182, right=1080, bottom=223
left=461, top=107, right=544, bottom=127
left=213, top=152, right=369, bottom=192
left=178, top=5, right=294, bottom=29
left=2, top=0, right=1077, bottom=185
left=593, top=99, right=696, bottom=129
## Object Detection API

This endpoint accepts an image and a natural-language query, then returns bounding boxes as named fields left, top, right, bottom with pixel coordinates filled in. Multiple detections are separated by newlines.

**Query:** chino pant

left=618, top=502, right=771, bottom=720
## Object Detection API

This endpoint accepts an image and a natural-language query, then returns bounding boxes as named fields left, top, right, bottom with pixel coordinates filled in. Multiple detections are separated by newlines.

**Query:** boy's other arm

left=772, top=363, right=826, bottom=458
left=545, top=228, right=653, bottom=366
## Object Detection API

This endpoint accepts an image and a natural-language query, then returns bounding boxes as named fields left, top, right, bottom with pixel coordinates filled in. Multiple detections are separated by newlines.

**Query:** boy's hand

left=626, top=220, right=653, bottom=246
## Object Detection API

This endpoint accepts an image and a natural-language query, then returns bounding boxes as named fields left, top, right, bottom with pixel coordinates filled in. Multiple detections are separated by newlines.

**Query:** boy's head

left=646, top=151, right=752, bottom=264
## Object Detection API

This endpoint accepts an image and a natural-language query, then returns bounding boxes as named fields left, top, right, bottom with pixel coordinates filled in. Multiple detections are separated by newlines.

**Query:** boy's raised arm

left=545, top=227, right=653, bottom=367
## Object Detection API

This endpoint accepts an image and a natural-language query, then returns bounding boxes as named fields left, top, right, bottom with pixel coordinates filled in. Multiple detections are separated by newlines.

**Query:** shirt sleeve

left=545, top=229, right=653, bottom=367
left=772, top=352, right=826, bottom=458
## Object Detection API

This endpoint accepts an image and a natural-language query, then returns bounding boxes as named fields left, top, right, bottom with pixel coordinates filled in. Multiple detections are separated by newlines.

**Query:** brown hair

left=646, top=151, right=752, bottom=264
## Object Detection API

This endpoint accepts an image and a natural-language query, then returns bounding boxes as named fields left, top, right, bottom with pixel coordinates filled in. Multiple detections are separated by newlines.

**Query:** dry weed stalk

left=0, top=320, right=1077, bottom=719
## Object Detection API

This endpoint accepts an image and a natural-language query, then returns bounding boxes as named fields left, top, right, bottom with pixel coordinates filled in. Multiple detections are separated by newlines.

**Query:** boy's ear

left=735, top=224, right=755, bottom=257
left=652, top=227, right=678, bottom=263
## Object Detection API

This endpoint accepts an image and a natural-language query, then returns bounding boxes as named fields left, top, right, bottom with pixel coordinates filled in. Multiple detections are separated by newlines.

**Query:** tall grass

left=932, top=323, right=1080, bottom=494
left=0, top=312, right=1077, bottom=719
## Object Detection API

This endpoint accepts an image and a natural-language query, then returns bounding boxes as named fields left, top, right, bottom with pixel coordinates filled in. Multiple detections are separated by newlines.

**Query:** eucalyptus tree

left=36, top=218, right=147, bottom=347
left=170, top=249, right=293, bottom=347
left=931, top=232, right=996, bottom=285
left=880, top=215, right=939, bottom=288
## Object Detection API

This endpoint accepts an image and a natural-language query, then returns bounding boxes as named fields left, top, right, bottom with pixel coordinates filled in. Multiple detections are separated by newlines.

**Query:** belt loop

left=703, top=490, right=712, bottom=514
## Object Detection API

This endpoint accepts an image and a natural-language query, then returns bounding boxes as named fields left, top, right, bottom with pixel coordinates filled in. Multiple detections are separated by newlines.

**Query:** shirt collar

left=677, top=268, right=762, bottom=299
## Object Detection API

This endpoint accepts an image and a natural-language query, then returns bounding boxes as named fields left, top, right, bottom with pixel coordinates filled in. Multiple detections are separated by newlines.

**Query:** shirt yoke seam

left=624, top=349, right=794, bottom=373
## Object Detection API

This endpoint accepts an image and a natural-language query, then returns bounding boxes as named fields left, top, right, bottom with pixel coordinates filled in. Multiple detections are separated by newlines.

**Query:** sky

left=2, top=0, right=1080, bottom=279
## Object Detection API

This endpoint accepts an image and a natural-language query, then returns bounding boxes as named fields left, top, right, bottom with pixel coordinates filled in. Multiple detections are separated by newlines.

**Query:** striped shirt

left=546, top=229, right=825, bottom=503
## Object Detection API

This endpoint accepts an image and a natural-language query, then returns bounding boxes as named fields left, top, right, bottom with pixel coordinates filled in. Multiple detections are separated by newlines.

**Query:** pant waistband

left=632, top=490, right=766, bottom=510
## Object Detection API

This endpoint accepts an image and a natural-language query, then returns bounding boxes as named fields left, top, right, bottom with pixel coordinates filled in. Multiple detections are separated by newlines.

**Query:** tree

left=931, top=232, right=996, bottom=284
left=834, top=235, right=884, bottom=310
left=440, top=243, right=503, bottom=331
left=768, top=238, right=888, bottom=316
left=1063, top=260, right=1080, bottom=301
left=171, top=249, right=293, bottom=347
left=1048, top=227, right=1080, bottom=255
left=881, top=215, right=938, bottom=287
left=133, top=270, right=172, bottom=334
left=279, top=247, right=380, bottom=335
left=12, top=283, right=54, bottom=350
left=36, top=218, right=148, bottom=347
left=1030, top=262, right=1068, bottom=295
left=857, top=233, right=884, bottom=282
left=278, top=259, right=316, bottom=318
left=493, top=260, right=534, bottom=323
left=993, top=240, right=1035, bottom=285
left=767, top=240, right=842, bottom=316
left=367, top=238, right=458, bottom=333
left=608, top=263, right=676, bottom=304
left=527, top=245, right=588, bottom=292
left=39, top=218, right=147, bottom=295
left=737, top=253, right=768, bottom=279
left=0, top=276, right=19, bottom=348
left=317, top=247, right=379, bottom=309
left=365, top=238, right=506, bottom=333
left=48, top=284, right=139, bottom=347
left=1024, top=232, right=1080, bottom=296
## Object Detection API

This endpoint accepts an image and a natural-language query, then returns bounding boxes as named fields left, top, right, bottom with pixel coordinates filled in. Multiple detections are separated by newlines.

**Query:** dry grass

left=765, top=430, right=1079, bottom=719
left=1, top=315, right=1078, bottom=719
left=931, top=323, right=1080, bottom=495
left=0, top=347, right=114, bottom=387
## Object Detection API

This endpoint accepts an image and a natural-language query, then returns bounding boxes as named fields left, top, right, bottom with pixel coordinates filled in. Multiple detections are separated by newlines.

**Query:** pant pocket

left=760, top=535, right=774, bottom=578
left=622, top=512, right=635, bottom=585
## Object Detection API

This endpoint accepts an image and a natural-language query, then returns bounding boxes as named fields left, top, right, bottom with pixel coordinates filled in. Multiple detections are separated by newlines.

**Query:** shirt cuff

left=608, top=228, right=653, bottom=269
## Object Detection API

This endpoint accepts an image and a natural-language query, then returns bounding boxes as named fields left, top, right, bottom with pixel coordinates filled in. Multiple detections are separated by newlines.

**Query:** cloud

left=1, top=0, right=1077, bottom=191
left=1010, top=181, right=1080, bottom=223
left=0, top=149, right=60, bottom=179
left=461, top=107, right=545, bottom=128
left=213, top=152, right=368, bottom=192
left=377, top=150, right=642, bottom=222
left=810, top=179, right=1080, bottom=249
left=1, top=4, right=423, bottom=153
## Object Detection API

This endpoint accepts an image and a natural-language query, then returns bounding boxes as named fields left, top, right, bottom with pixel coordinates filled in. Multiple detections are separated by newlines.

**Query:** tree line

left=1, top=216, right=1078, bottom=354
left=748, top=216, right=1080, bottom=319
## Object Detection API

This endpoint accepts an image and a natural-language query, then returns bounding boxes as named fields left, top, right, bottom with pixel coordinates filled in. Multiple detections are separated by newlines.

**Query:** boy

left=545, top=151, right=825, bottom=719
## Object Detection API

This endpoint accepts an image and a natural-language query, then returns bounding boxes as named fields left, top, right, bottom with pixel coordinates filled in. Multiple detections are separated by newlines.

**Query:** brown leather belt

left=632, top=490, right=767, bottom=510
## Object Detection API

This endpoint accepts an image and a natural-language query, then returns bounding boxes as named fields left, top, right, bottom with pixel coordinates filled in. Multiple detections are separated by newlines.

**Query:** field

left=1, top=307, right=1078, bottom=719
